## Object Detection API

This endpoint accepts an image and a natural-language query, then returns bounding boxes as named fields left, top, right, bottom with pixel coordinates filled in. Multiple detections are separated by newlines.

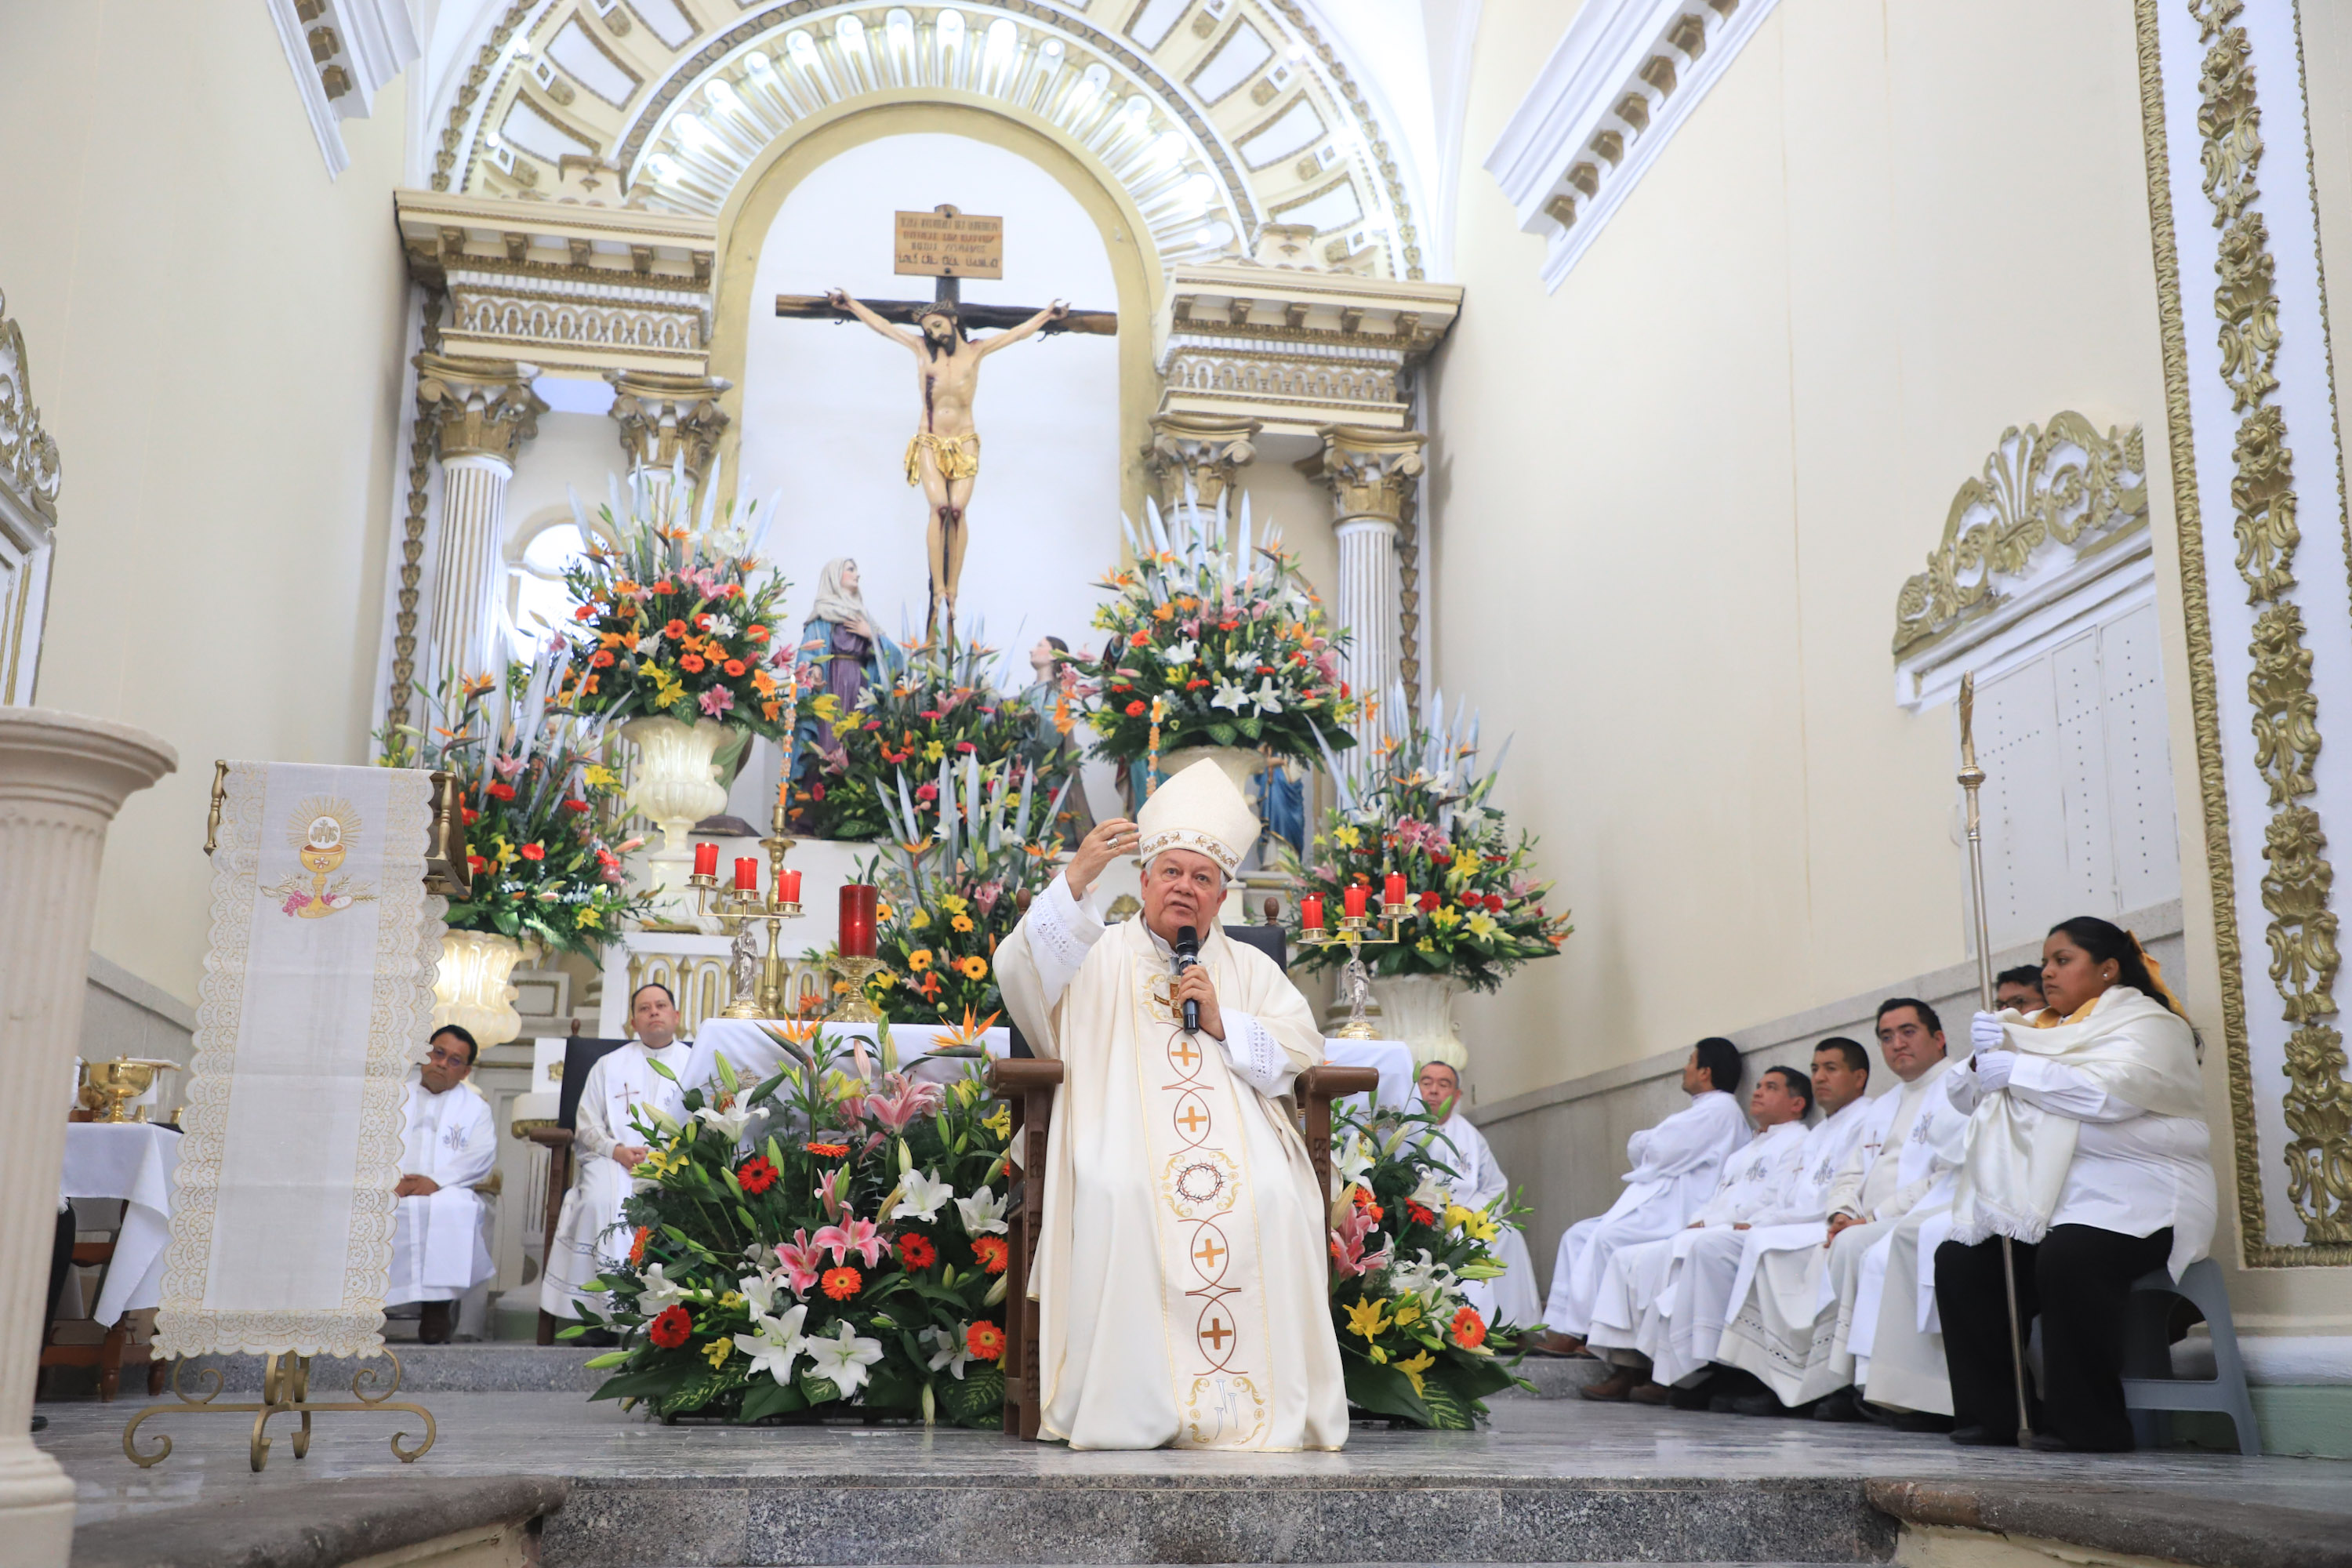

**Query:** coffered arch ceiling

left=425, top=0, right=1426, bottom=281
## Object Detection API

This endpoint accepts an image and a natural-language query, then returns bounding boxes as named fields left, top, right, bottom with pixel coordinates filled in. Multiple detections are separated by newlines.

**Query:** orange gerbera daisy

left=821, top=1266, right=862, bottom=1301
left=971, top=1235, right=1010, bottom=1274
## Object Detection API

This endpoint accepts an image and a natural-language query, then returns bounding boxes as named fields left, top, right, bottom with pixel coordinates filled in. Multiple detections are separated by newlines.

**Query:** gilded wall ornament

left=0, top=289, right=60, bottom=522
left=2229, top=402, right=2299, bottom=598
left=386, top=292, right=447, bottom=738
left=2261, top=805, right=2339, bottom=1022
left=1890, top=412, right=2149, bottom=658
left=2281, top=1023, right=2352, bottom=1243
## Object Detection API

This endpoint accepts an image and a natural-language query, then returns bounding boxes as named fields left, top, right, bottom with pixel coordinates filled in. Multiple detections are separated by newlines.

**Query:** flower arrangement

left=1327, top=1105, right=1530, bottom=1428
left=858, top=757, right=1074, bottom=1023
left=376, top=661, right=648, bottom=953
left=1080, top=495, right=1356, bottom=767
left=792, top=630, right=1080, bottom=844
left=1283, top=693, right=1571, bottom=990
left=554, top=469, right=796, bottom=735
left=573, top=1029, right=1018, bottom=1427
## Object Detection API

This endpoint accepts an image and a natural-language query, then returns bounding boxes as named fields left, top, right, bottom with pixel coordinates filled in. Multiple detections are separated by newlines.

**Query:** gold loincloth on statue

left=905, top=430, right=981, bottom=486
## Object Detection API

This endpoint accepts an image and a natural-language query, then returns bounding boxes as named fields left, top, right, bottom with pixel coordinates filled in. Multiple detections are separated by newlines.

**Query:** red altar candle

left=840, top=884, right=878, bottom=957
left=1343, top=883, right=1369, bottom=920
left=1383, top=872, right=1406, bottom=909
left=779, top=868, right=803, bottom=905
left=692, top=842, right=719, bottom=878
left=1300, top=894, right=1325, bottom=931
left=733, top=856, right=760, bottom=891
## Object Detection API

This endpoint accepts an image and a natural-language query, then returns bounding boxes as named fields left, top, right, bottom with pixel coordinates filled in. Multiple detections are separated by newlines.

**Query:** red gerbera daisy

left=647, top=1305, right=692, bottom=1348
left=735, top=1155, right=779, bottom=1195
left=966, top=1320, right=1007, bottom=1362
left=1451, top=1305, right=1487, bottom=1350
left=1405, top=1202, right=1436, bottom=1226
left=821, top=1265, right=862, bottom=1301
left=971, top=1235, right=1010, bottom=1274
left=898, top=1233, right=938, bottom=1269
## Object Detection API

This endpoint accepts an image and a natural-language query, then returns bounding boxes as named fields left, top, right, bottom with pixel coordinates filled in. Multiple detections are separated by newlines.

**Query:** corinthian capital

left=1146, top=412, right=1261, bottom=511
left=1314, top=424, right=1427, bottom=527
left=607, top=369, right=733, bottom=485
left=415, top=353, right=546, bottom=466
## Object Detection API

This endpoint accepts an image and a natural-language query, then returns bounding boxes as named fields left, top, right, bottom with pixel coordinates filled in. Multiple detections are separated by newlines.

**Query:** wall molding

left=1481, top=0, right=1780, bottom=292
left=266, top=0, right=419, bottom=179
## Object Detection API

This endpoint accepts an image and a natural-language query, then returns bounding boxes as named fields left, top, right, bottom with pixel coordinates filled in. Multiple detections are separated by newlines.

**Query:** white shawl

left=1950, top=985, right=2204, bottom=1247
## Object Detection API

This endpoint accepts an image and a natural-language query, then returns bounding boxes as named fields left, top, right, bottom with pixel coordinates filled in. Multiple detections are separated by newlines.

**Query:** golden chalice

left=85, top=1058, right=160, bottom=1123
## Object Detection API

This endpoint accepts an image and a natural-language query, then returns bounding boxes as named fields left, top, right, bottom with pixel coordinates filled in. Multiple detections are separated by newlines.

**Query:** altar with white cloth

left=58, top=1123, right=180, bottom=1327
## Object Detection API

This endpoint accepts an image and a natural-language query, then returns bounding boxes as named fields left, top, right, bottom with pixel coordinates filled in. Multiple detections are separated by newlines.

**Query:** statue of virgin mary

left=797, top=557, right=898, bottom=764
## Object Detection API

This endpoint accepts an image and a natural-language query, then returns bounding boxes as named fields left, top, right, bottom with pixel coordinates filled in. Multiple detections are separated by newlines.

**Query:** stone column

left=416, top=354, right=545, bottom=684
left=1313, top=424, right=1426, bottom=768
left=607, top=370, right=731, bottom=526
left=1145, top=412, right=1261, bottom=514
left=0, top=710, right=174, bottom=1566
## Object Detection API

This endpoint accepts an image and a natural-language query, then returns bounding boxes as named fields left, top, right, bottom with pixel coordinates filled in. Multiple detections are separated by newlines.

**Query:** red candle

left=1343, top=883, right=1369, bottom=920
left=840, top=884, right=878, bottom=957
left=1300, top=894, right=1325, bottom=931
left=1383, top=872, right=1406, bottom=909
left=692, top=842, right=719, bottom=878
left=733, top=856, right=759, bottom=891
left=779, top=868, right=803, bottom=905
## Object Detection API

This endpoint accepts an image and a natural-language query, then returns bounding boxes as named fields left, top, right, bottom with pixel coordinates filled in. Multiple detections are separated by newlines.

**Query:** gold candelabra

left=828, top=956, right=886, bottom=1023
left=1297, top=898, right=1410, bottom=1040
left=688, top=821, right=804, bottom=1021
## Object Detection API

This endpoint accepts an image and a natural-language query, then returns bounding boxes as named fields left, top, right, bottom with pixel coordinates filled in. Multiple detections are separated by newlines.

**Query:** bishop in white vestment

left=996, top=760, right=1348, bottom=1451
left=1537, top=1038, right=1748, bottom=1347
left=387, top=1027, right=498, bottom=1335
left=539, top=985, right=693, bottom=1319
left=1414, top=1061, right=1541, bottom=1328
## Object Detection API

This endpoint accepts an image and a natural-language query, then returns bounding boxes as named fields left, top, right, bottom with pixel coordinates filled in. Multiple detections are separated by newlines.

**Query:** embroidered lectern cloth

left=154, top=762, right=444, bottom=1359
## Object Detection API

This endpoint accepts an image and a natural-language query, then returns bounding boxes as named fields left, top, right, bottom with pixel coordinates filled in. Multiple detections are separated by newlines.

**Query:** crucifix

left=775, top=205, right=1117, bottom=637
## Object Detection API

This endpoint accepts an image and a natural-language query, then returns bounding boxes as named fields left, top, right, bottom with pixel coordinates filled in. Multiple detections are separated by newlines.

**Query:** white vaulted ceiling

left=408, top=0, right=1454, bottom=281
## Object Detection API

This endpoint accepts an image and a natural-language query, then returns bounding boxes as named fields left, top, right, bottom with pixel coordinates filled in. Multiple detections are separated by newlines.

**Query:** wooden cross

left=774, top=205, right=1116, bottom=335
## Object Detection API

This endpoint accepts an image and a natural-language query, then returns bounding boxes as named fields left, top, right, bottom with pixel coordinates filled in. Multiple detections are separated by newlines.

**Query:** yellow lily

left=1396, top=1348, right=1435, bottom=1396
left=1343, top=1298, right=1391, bottom=1342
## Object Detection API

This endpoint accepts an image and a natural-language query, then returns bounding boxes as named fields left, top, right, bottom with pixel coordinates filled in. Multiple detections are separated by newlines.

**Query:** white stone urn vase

left=432, top=928, right=528, bottom=1048
left=1158, top=745, right=1263, bottom=856
left=1370, top=972, right=1468, bottom=1069
left=0, top=709, right=175, bottom=1566
left=622, top=713, right=731, bottom=924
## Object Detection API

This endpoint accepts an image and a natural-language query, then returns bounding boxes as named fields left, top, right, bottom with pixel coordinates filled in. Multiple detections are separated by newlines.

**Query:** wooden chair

left=532, top=1037, right=629, bottom=1345
left=983, top=1049, right=1379, bottom=1442
left=40, top=1237, right=165, bottom=1401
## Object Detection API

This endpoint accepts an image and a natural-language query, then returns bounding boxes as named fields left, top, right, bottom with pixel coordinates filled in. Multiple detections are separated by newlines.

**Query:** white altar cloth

left=1323, top=1037, right=1414, bottom=1111
left=60, top=1122, right=180, bottom=1326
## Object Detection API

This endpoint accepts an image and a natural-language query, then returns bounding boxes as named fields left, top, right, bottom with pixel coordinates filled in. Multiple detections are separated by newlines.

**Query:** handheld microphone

left=1174, top=925, right=1201, bottom=1033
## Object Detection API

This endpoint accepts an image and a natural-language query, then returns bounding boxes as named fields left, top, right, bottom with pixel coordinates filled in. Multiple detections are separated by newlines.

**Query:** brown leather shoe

left=1578, top=1367, right=1642, bottom=1402
left=1628, top=1381, right=1671, bottom=1405
left=1526, top=1330, right=1591, bottom=1359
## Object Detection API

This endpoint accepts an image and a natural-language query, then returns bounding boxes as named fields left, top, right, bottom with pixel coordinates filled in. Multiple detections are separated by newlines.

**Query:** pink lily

left=699, top=687, right=735, bottom=718
left=815, top=1167, right=845, bottom=1221
left=773, top=1230, right=822, bottom=1295
left=1329, top=1207, right=1391, bottom=1279
left=864, top=1073, right=945, bottom=1134
left=813, top=1212, right=887, bottom=1268
left=492, top=753, right=524, bottom=779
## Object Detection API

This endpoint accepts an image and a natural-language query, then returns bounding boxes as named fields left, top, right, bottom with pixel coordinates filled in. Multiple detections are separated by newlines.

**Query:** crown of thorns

left=914, top=301, right=961, bottom=323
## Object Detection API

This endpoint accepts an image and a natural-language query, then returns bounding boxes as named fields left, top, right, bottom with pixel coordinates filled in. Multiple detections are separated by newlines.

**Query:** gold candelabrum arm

left=1295, top=902, right=1413, bottom=1042
left=687, top=862, right=805, bottom=1021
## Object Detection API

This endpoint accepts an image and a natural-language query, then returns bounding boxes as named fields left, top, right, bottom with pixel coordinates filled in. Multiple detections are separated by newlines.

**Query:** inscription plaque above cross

left=775, top=204, right=1117, bottom=636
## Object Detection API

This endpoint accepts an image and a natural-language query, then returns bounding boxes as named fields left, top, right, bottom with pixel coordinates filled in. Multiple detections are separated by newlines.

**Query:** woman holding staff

left=1935, top=916, right=2216, bottom=1450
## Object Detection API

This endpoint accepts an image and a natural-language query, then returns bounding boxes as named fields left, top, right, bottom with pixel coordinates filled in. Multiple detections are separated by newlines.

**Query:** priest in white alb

left=996, top=759, right=1348, bottom=1451
left=1415, top=1059, right=1541, bottom=1329
left=540, top=983, right=693, bottom=1323
left=387, top=1025, right=498, bottom=1343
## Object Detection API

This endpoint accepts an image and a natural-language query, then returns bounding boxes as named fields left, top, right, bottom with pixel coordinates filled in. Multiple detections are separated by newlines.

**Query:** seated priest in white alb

left=1713, top=998, right=1952, bottom=1414
left=1530, top=1037, right=1749, bottom=1356
left=539, top=984, right=692, bottom=1325
left=1938, top=917, right=2216, bottom=1451
left=1415, top=1060, right=1541, bottom=1330
left=996, top=760, right=1347, bottom=1451
left=1579, top=1065, right=1813, bottom=1401
left=387, top=1025, right=497, bottom=1344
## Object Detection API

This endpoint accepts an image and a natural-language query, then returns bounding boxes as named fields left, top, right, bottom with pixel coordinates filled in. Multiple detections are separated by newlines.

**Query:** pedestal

left=0, top=709, right=175, bottom=1567
left=620, top=715, right=731, bottom=925
left=431, top=928, right=527, bottom=1047
left=1368, top=973, right=1467, bottom=1069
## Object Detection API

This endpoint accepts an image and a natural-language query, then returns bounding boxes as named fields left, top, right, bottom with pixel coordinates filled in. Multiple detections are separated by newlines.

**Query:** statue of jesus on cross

left=823, top=289, right=1065, bottom=636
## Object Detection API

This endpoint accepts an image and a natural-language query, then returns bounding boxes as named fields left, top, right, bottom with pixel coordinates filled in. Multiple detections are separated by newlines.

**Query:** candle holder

left=687, top=865, right=805, bottom=1021
left=829, top=954, right=886, bottom=1023
left=1297, top=899, right=1411, bottom=1040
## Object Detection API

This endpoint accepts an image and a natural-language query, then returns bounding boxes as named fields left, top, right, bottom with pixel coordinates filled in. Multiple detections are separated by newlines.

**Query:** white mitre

left=1135, top=758, right=1260, bottom=877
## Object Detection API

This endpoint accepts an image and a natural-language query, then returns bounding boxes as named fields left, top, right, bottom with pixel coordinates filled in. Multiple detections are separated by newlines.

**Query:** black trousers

left=1935, top=1224, right=2172, bottom=1451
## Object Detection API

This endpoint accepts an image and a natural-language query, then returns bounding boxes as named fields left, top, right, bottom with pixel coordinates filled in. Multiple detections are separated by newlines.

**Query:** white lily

left=739, top=1272, right=779, bottom=1316
left=1332, top=1131, right=1374, bottom=1195
left=920, top=1323, right=971, bottom=1381
left=1388, top=1248, right=1459, bottom=1301
left=695, top=1102, right=753, bottom=1145
left=1162, top=638, right=1198, bottom=667
left=709, top=612, right=741, bottom=637
left=732, top=1302, right=808, bottom=1386
left=1408, top=1170, right=1453, bottom=1214
left=955, top=1184, right=1010, bottom=1235
left=636, top=632, right=664, bottom=662
left=1249, top=677, right=1285, bottom=714
left=635, top=1262, right=688, bottom=1315
left=1211, top=681, right=1248, bottom=713
left=893, top=1169, right=954, bottom=1225
left=806, top=1319, right=884, bottom=1397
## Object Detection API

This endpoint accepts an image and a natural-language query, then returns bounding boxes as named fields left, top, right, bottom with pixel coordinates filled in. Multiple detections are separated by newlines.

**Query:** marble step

left=545, top=1475, right=1900, bottom=1566
left=170, top=1343, right=601, bottom=1394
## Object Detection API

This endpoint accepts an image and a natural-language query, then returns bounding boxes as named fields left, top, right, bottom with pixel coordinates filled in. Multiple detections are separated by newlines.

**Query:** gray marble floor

left=38, top=1385, right=2350, bottom=1531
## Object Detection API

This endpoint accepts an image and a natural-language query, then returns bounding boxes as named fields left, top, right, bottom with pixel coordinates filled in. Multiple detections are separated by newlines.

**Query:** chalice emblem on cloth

left=266, top=797, right=378, bottom=920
